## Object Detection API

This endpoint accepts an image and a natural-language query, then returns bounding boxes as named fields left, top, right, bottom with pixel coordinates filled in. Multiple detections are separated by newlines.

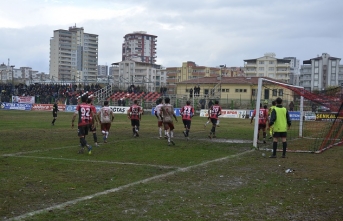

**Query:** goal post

left=253, top=78, right=304, bottom=149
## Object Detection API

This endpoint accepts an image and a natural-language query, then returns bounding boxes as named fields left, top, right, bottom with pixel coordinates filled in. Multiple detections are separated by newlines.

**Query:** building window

left=272, top=89, right=277, bottom=96
left=269, top=61, right=274, bottom=64
left=259, top=67, right=264, bottom=71
left=314, top=81, right=318, bottom=87
left=235, top=89, right=247, bottom=93
left=268, top=67, right=274, bottom=71
left=278, top=89, right=283, bottom=96
left=252, top=89, right=256, bottom=96
left=226, top=89, right=229, bottom=92
left=314, top=74, right=319, bottom=79
left=264, top=89, right=269, bottom=99
left=259, top=61, right=264, bottom=64
left=332, top=67, right=336, bottom=73
left=315, top=61, right=319, bottom=67
left=314, top=68, right=319, bottom=73
left=332, top=61, right=336, bottom=66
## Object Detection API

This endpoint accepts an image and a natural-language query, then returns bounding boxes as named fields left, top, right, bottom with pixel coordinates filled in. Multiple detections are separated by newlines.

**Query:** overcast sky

left=0, top=0, right=342, bottom=73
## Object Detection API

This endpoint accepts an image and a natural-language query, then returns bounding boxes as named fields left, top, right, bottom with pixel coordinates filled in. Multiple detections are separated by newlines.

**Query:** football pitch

left=1, top=110, right=343, bottom=220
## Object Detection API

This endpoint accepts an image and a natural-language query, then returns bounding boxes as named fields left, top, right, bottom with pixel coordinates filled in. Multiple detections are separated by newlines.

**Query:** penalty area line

left=2, top=145, right=77, bottom=157
left=8, top=149, right=254, bottom=221
left=8, top=155, right=179, bottom=169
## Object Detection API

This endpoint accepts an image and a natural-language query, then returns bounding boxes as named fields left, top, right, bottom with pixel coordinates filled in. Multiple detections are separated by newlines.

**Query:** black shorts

left=88, top=124, right=96, bottom=132
left=182, top=119, right=191, bottom=129
left=210, top=118, right=218, bottom=125
left=78, top=125, right=89, bottom=137
left=131, top=119, right=140, bottom=127
left=273, top=132, right=287, bottom=138
left=52, top=112, right=57, bottom=118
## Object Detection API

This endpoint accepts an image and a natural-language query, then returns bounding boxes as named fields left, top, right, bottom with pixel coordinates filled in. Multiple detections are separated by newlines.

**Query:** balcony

left=59, top=33, right=72, bottom=37
left=245, top=63, right=256, bottom=67
left=193, top=72, right=206, bottom=77
left=276, top=63, right=289, bottom=68
left=245, top=69, right=256, bottom=74
left=60, top=58, right=71, bottom=61
left=276, top=69, right=288, bottom=74
left=60, top=49, right=71, bottom=53
left=60, top=61, right=71, bottom=65
left=167, top=72, right=177, bottom=76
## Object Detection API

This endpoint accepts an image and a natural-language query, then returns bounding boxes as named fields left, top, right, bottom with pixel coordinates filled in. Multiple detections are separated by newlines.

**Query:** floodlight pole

left=11, top=65, right=15, bottom=95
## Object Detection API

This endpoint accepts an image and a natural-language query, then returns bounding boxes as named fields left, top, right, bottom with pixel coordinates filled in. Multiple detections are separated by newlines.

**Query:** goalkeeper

left=268, top=97, right=291, bottom=158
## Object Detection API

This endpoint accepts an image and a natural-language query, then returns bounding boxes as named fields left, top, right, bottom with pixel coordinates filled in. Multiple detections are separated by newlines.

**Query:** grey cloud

left=0, top=0, right=342, bottom=73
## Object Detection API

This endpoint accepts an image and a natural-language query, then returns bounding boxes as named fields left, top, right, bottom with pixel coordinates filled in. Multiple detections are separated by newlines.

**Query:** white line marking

left=3, top=135, right=158, bottom=157
left=8, top=149, right=254, bottom=221
left=2, top=145, right=76, bottom=157
left=8, top=155, right=179, bottom=169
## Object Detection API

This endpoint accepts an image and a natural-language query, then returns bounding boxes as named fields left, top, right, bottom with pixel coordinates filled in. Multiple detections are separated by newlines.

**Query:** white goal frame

left=253, top=78, right=304, bottom=148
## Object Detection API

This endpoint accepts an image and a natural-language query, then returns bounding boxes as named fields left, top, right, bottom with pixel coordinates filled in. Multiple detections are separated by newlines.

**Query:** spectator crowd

left=0, top=83, right=102, bottom=104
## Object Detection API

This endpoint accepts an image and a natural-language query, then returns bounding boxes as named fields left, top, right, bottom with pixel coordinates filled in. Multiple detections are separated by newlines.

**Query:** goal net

left=253, top=78, right=343, bottom=153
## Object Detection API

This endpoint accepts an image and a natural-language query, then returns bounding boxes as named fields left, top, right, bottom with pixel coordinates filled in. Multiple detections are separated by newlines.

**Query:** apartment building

left=49, top=25, right=98, bottom=83
left=98, top=65, right=108, bottom=77
left=110, top=60, right=165, bottom=92
left=299, top=53, right=342, bottom=91
left=244, top=53, right=291, bottom=83
left=122, top=31, right=157, bottom=64
left=283, top=57, right=300, bottom=85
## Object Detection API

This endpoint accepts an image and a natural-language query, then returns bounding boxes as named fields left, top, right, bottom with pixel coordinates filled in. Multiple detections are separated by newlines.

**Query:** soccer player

left=51, top=100, right=58, bottom=126
left=180, top=100, right=194, bottom=139
left=127, top=100, right=143, bottom=137
left=87, top=97, right=99, bottom=146
left=208, top=100, right=222, bottom=139
left=71, top=95, right=93, bottom=154
left=268, top=100, right=276, bottom=139
left=205, top=119, right=220, bottom=127
left=160, top=97, right=178, bottom=146
left=98, top=100, right=114, bottom=143
left=268, top=97, right=291, bottom=158
left=154, top=98, right=165, bottom=139
left=251, top=103, right=269, bottom=143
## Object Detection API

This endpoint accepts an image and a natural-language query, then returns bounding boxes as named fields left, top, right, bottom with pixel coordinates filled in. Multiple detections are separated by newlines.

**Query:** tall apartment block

left=299, top=53, right=342, bottom=91
left=110, top=60, right=165, bottom=92
left=122, top=31, right=157, bottom=64
left=244, top=53, right=291, bottom=83
left=98, top=65, right=108, bottom=77
left=283, top=57, right=300, bottom=85
left=49, top=25, right=98, bottom=83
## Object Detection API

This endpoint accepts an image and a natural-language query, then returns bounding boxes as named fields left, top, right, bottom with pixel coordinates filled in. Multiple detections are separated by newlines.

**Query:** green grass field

left=1, top=110, right=343, bottom=220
